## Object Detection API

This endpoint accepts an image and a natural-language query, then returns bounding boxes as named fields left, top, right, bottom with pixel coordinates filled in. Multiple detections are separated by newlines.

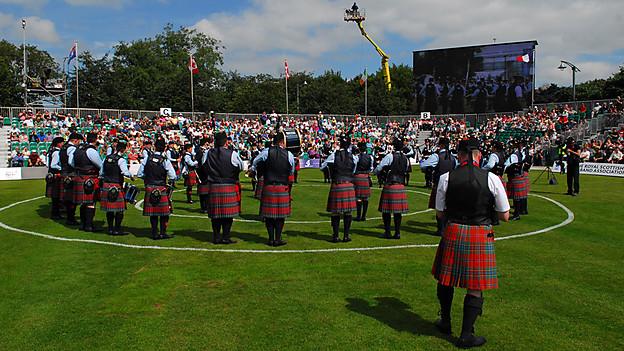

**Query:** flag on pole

left=516, top=54, right=531, bottom=63
left=359, top=68, right=368, bottom=86
left=188, top=55, right=199, bottom=75
left=284, top=59, right=290, bottom=80
left=68, top=43, right=77, bottom=64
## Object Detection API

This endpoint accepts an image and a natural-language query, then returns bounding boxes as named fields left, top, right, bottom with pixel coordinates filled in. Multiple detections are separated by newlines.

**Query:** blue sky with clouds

left=1, top=0, right=622, bottom=86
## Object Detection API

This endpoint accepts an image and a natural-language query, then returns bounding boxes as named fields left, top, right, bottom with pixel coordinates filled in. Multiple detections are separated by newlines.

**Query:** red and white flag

left=284, top=59, right=290, bottom=80
left=188, top=55, right=199, bottom=74
left=516, top=54, right=531, bottom=63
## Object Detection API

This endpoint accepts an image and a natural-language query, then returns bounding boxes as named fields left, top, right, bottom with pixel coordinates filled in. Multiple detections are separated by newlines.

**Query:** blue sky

left=1, top=0, right=622, bottom=86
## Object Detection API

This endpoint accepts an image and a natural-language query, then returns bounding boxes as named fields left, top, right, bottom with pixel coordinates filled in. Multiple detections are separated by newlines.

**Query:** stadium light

left=557, top=60, right=581, bottom=103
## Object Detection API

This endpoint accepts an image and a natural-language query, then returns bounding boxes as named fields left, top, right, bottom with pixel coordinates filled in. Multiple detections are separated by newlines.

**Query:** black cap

left=155, top=138, right=166, bottom=152
left=357, top=141, right=367, bottom=152
left=438, top=137, right=450, bottom=146
left=339, top=134, right=350, bottom=149
left=144, top=139, right=153, bottom=145
left=457, top=138, right=480, bottom=153
left=52, top=136, right=65, bottom=146
left=184, top=143, right=193, bottom=150
left=214, top=131, right=227, bottom=147
left=68, top=132, right=83, bottom=141
left=392, top=136, right=403, bottom=149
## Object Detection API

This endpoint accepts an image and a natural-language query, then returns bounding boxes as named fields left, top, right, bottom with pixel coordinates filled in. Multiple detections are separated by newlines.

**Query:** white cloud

left=0, top=12, right=60, bottom=44
left=0, top=0, right=47, bottom=10
left=64, top=0, right=126, bottom=7
left=192, top=0, right=624, bottom=84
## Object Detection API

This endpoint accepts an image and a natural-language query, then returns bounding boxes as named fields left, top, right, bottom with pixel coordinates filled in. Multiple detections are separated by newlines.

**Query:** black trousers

left=567, top=162, right=580, bottom=194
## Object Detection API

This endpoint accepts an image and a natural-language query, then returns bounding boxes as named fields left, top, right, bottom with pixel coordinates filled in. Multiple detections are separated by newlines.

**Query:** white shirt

left=435, top=171, right=510, bottom=213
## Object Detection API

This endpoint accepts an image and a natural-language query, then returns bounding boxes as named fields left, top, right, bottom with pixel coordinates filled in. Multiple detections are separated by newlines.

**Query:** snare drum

left=124, top=183, right=139, bottom=204
left=283, top=129, right=302, bottom=156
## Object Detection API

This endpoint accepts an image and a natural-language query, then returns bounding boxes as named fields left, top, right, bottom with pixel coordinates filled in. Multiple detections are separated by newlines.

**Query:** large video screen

left=413, top=40, right=537, bottom=115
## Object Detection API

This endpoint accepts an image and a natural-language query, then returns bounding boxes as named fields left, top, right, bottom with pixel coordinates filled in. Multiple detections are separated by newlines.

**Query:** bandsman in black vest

left=482, top=141, right=507, bottom=187
left=353, top=141, right=373, bottom=222
left=375, top=137, right=411, bottom=239
left=205, top=131, right=244, bottom=244
left=182, top=144, right=199, bottom=204
left=166, top=140, right=181, bottom=186
left=72, top=133, right=103, bottom=232
left=565, top=137, right=581, bottom=196
left=253, top=140, right=271, bottom=200
left=141, top=139, right=153, bottom=161
left=320, top=135, right=357, bottom=243
left=195, top=137, right=212, bottom=213
left=59, top=133, right=83, bottom=225
left=137, top=138, right=177, bottom=240
left=45, top=137, right=66, bottom=220
left=431, top=138, right=510, bottom=348
left=403, top=140, right=415, bottom=186
left=99, top=140, right=134, bottom=235
left=252, top=133, right=296, bottom=246
left=420, top=137, right=457, bottom=236
left=504, top=141, right=529, bottom=220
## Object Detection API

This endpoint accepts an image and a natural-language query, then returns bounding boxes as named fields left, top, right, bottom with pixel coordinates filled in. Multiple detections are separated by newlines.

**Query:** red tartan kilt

left=60, top=176, right=74, bottom=202
left=288, top=174, right=295, bottom=184
left=379, top=184, right=409, bottom=214
left=254, top=178, right=264, bottom=199
left=143, top=186, right=172, bottom=216
left=432, top=222, right=498, bottom=290
left=352, top=174, right=372, bottom=199
left=507, top=173, right=528, bottom=200
left=208, top=183, right=240, bottom=219
left=260, top=184, right=292, bottom=218
left=45, top=174, right=62, bottom=199
left=184, top=171, right=198, bottom=187
left=99, top=182, right=126, bottom=212
left=72, top=176, right=100, bottom=205
left=197, top=183, right=211, bottom=196
left=326, top=182, right=357, bottom=213
left=428, top=184, right=437, bottom=209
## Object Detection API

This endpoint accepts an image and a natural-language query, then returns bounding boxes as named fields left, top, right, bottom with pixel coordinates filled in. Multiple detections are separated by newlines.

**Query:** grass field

left=0, top=169, right=623, bottom=350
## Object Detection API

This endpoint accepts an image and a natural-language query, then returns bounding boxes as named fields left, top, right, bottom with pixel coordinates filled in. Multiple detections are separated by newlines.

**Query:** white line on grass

left=0, top=194, right=574, bottom=254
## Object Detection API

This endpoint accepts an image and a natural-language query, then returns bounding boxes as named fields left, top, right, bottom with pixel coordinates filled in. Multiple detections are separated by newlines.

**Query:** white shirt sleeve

left=435, top=173, right=449, bottom=212
left=488, top=173, right=511, bottom=212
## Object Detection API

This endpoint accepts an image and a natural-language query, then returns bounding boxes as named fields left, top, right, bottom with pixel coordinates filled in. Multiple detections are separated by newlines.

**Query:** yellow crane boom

left=356, top=21, right=391, bottom=91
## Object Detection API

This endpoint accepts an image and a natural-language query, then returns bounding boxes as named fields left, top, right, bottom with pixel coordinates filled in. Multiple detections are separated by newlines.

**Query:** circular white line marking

left=134, top=185, right=433, bottom=224
left=0, top=194, right=574, bottom=254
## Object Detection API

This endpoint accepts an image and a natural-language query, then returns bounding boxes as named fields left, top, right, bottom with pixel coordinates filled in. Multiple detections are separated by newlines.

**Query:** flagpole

left=190, top=55, right=195, bottom=120
left=365, top=68, right=368, bottom=117
left=285, top=73, right=289, bottom=116
left=531, top=47, right=536, bottom=109
left=75, top=41, right=79, bottom=110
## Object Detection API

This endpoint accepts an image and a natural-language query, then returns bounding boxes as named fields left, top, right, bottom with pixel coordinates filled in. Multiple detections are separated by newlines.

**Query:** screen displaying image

left=413, top=40, right=537, bottom=114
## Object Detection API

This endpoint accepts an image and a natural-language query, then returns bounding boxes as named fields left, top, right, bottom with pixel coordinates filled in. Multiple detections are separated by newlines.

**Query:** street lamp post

left=22, top=19, right=27, bottom=107
left=558, top=60, right=581, bottom=103
left=296, top=80, right=307, bottom=114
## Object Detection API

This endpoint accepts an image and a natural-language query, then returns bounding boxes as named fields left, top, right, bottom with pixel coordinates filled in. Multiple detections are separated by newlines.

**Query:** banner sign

left=579, top=162, right=624, bottom=177
left=0, top=167, right=22, bottom=180
left=300, top=158, right=321, bottom=169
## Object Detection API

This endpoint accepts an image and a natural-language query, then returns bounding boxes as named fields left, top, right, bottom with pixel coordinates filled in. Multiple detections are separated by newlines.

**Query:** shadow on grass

left=403, top=220, right=438, bottom=236
left=345, top=297, right=455, bottom=343
left=286, top=229, right=330, bottom=242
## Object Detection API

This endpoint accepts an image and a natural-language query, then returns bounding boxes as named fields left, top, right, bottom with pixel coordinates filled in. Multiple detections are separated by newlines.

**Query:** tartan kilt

left=432, top=222, right=498, bottom=290
left=288, top=174, right=295, bottom=184
left=353, top=174, right=372, bottom=200
left=428, top=184, right=437, bottom=210
left=184, top=171, right=198, bottom=187
left=45, top=174, right=62, bottom=199
left=260, top=184, right=292, bottom=219
left=72, top=175, right=100, bottom=205
left=326, top=182, right=357, bottom=214
left=143, top=186, right=172, bottom=216
left=60, top=176, right=74, bottom=202
left=208, top=183, right=241, bottom=219
left=99, top=182, right=126, bottom=213
left=197, top=183, right=211, bottom=196
left=378, top=184, right=409, bottom=214
left=254, top=178, right=264, bottom=199
left=508, top=173, right=529, bottom=200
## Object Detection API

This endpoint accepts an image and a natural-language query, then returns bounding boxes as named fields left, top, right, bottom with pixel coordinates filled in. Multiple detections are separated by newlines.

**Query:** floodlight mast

left=344, top=3, right=391, bottom=91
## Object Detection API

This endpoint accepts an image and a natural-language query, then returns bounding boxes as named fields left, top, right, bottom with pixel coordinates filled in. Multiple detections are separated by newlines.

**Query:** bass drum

left=283, top=129, right=302, bottom=156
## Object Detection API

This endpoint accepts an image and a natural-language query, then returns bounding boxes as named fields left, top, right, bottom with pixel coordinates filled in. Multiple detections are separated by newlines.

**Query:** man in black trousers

left=566, top=137, right=581, bottom=196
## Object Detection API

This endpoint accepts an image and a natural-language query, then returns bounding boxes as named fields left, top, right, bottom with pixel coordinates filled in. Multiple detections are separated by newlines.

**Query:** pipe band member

left=504, top=141, right=529, bottom=220
left=137, top=137, right=177, bottom=240
left=353, top=141, right=373, bottom=222
left=321, top=135, right=358, bottom=243
left=375, top=137, right=410, bottom=239
left=72, top=132, right=103, bottom=232
left=45, top=136, right=66, bottom=220
left=431, top=137, right=510, bottom=348
left=252, top=133, right=296, bottom=246
left=195, top=137, right=212, bottom=213
left=204, top=131, right=244, bottom=245
left=100, top=139, right=134, bottom=235
left=182, top=143, right=198, bottom=204
left=59, top=133, right=83, bottom=226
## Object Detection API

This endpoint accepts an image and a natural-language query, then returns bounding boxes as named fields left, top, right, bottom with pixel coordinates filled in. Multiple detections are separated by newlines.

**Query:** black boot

left=79, top=205, right=86, bottom=230
left=457, top=294, right=486, bottom=348
left=329, top=216, right=340, bottom=243
left=266, top=218, right=276, bottom=246
left=355, top=202, right=362, bottom=221
left=159, top=216, right=172, bottom=239
left=521, top=199, right=529, bottom=215
left=51, top=199, right=63, bottom=219
left=381, top=213, right=392, bottom=239
left=200, top=196, right=208, bottom=214
left=393, top=213, right=402, bottom=239
left=274, top=218, right=286, bottom=246
left=114, top=213, right=124, bottom=235
left=435, top=284, right=454, bottom=335
left=66, top=202, right=78, bottom=225
left=150, top=216, right=159, bottom=240
left=220, top=219, right=236, bottom=244
left=186, top=190, right=193, bottom=204
left=106, top=212, right=115, bottom=235
left=511, top=200, right=521, bottom=221
left=211, top=219, right=221, bottom=244
left=361, top=201, right=368, bottom=221
left=343, top=215, right=352, bottom=242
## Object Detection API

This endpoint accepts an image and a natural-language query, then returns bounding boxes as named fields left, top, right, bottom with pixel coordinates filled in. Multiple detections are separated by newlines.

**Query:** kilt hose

left=72, top=175, right=100, bottom=205
left=208, top=183, right=241, bottom=219
left=378, top=183, right=409, bottom=214
left=184, top=171, right=198, bottom=187
left=508, top=173, right=529, bottom=200
left=60, top=176, right=74, bottom=202
left=100, top=182, right=126, bottom=213
left=432, top=222, right=498, bottom=290
left=353, top=174, right=372, bottom=200
left=143, top=186, right=172, bottom=217
left=254, top=178, right=264, bottom=199
left=45, top=174, right=62, bottom=199
left=260, top=184, right=292, bottom=219
left=197, top=183, right=211, bottom=196
left=326, top=182, right=357, bottom=214
left=288, top=174, right=295, bottom=184
left=427, top=183, right=438, bottom=210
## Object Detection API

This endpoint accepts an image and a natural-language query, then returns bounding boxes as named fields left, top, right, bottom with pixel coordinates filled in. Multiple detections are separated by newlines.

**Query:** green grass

left=0, top=170, right=622, bottom=350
